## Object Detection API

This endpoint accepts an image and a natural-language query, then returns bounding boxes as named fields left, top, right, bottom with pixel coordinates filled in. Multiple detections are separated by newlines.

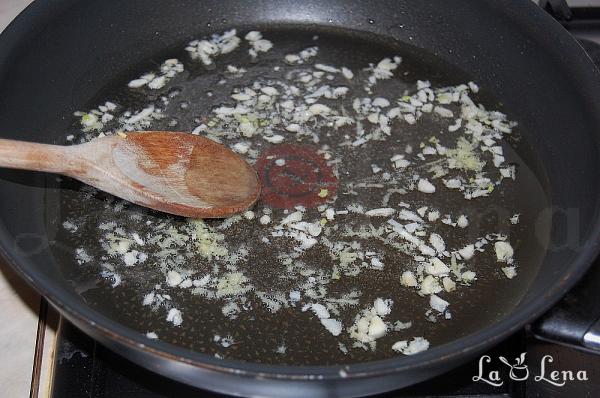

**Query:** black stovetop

left=49, top=6, right=600, bottom=398
left=51, top=321, right=524, bottom=398
left=49, top=320, right=600, bottom=398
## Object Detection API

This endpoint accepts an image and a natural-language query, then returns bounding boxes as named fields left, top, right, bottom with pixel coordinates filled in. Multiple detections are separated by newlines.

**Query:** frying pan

left=1, top=0, right=600, bottom=397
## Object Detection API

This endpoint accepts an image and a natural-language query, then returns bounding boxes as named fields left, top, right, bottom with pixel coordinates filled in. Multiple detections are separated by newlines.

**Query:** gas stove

left=22, top=2, right=600, bottom=397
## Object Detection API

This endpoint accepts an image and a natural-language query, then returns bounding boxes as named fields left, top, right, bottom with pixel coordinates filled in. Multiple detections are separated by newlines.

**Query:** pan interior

left=46, top=26, right=551, bottom=365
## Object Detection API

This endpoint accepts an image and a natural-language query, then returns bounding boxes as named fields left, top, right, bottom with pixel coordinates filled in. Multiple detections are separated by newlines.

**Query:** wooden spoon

left=0, top=131, right=261, bottom=218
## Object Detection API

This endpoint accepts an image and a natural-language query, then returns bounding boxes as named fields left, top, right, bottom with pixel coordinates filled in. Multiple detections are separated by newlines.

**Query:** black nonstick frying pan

left=1, top=1, right=600, bottom=397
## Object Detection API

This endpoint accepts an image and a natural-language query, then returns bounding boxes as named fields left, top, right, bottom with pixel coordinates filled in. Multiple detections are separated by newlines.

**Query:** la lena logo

left=473, top=353, right=588, bottom=387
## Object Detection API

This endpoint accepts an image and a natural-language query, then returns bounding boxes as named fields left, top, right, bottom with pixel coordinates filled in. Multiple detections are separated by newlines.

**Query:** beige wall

left=0, top=0, right=33, bottom=32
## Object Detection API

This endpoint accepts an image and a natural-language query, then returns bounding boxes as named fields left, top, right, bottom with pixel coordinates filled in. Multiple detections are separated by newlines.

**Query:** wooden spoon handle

left=0, top=138, right=78, bottom=174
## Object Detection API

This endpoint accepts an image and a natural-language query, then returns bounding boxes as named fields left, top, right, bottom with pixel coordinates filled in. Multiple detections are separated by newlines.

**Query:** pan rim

left=1, top=0, right=600, bottom=383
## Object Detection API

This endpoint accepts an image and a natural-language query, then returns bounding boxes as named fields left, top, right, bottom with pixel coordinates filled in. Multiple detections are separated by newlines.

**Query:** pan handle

left=532, top=259, right=600, bottom=353
left=538, top=0, right=572, bottom=21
